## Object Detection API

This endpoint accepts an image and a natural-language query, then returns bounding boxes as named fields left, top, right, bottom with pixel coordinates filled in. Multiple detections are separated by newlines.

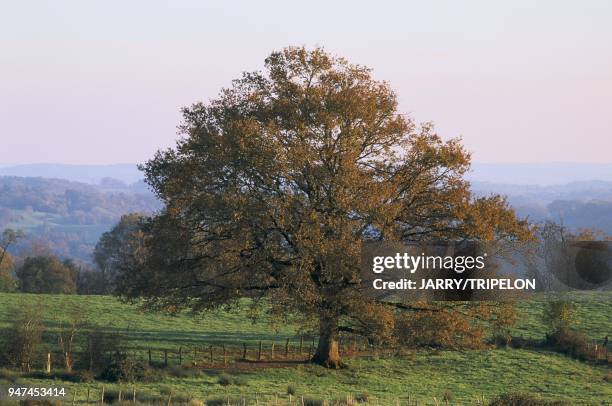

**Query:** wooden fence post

left=299, top=336, right=303, bottom=355
left=270, top=342, right=275, bottom=360
left=45, top=352, right=51, bottom=374
left=258, top=341, right=262, bottom=361
left=164, top=349, right=168, bottom=367
left=133, top=387, right=136, bottom=403
left=209, top=345, right=213, bottom=363
left=285, top=338, right=289, bottom=357
left=178, top=347, right=182, bottom=365
left=194, top=347, right=197, bottom=364
left=148, top=348, right=152, bottom=365
left=243, top=343, right=247, bottom=360
left=101, top=385, right=105, bottom=404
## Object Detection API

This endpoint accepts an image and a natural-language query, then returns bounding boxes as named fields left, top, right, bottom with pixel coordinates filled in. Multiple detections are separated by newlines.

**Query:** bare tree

left=56, top=302, right=88, bottom=372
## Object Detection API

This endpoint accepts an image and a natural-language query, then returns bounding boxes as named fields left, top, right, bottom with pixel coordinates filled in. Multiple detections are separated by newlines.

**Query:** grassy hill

left=0, top=293, right=610, bottom=404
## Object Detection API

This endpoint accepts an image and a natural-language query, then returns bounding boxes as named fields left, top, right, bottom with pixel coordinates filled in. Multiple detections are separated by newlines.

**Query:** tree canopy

left=16, top=255, right=77, bottom=294
left=93, top=213, right=146, bottom=293
left=0, top=229, right=22, bottom=292
left=0, top=250, right=16, bottom=292
left=115, top=47, right=531, bottom=367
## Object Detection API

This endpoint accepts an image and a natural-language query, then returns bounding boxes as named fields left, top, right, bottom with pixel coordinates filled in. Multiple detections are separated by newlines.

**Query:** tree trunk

left=311, top=315, right=343, bottom=368
left=64, top=352, right=73, bottom=372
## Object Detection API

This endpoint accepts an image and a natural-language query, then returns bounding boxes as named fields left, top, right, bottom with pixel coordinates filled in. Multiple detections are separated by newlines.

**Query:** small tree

left=0, top=228, right=22, bottom=292
left=5, top=303, right=44, bottom=372
left=490, top=302, right=517, bottom=346
left=80, top=327, right=125, bottom=372
left=542, top=299, right=576, bottom=334
left=56, top=302, right=87, bottom=372
left=0, top=228, right=23, bottom=267
left=0, top=250, right=17, bottom=292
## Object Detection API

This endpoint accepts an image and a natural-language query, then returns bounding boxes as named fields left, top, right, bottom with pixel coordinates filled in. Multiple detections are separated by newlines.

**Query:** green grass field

left=0, top=293, right=610, bottom=405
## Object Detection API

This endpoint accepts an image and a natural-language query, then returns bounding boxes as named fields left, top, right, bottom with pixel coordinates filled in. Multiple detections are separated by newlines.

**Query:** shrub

left=395, top=309, right=485, bottom=349
left=542, top=300, right=576, bottom=333
left=302, top=398, right=324, bottom=406
left=101, top=390, right=159, bottom=404
left=206, top=398, right=243, bottom=406
left=78, top=327, right=125, bottom=372
left=287, top=385, right=296, bottom=395
left=490, top=303, right=518, bottom=347
left=99, top=356, right=161, bottom=383
left=100, top=390, right=120, bottom=404
left=492, top=332, right=513, bottom=347
left=232, top=375, right=248, bottom=386
left=18, top=400, right=62, bottom=406
left=217, top=373, right=232, bottom=386
left=488, top=393, right=570, bottom=406
left=508, top=335, right=541, bottom=350
left=167, top=365, right=203, bottom=378
left=0, top=367, right=19, bottom=383
left=216, top=373, right=247, bottom=386
left=72, top=370, right=96, bottom=383
left=4, top=303, right=44, bottom=372
left=355, top=391, right=369, bottom=403
left=25, top=370, right=95, bottom=383
left=547, top=328, right=591, bottom=359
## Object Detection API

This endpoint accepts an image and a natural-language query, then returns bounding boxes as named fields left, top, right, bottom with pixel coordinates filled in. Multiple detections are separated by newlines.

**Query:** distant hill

left=0, top=176, right=160, bottom=263
left=4, top=162, right=612, bottom=186
left=472, top=180, right=612, bottom=233
left=2, top=161, right=612, bottom=263
left=0, top=163, right=143, bottom=184
left=471, top=180, right=612, bottom=204
left=469, top=163, right=612, bottom=185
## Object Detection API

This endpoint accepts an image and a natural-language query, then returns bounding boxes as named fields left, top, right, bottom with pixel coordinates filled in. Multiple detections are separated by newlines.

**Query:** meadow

left=0, top=293, right=610, bottom=405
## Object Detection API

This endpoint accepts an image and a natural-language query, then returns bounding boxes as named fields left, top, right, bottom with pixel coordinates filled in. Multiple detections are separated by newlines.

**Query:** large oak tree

left=116, top=48, right=530, bottom=367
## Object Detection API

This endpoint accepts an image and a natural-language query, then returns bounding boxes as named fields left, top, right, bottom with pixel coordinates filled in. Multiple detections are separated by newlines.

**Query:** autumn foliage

left=114, top=47, right=531, bottom=367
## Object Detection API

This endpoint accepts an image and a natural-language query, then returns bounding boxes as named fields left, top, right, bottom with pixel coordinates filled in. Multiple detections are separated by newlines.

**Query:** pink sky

left=1, top=1, right=611, bottom=165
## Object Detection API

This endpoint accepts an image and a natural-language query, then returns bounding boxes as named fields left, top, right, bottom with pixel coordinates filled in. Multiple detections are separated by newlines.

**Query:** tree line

left=0, top=225, right=126, bottom=295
